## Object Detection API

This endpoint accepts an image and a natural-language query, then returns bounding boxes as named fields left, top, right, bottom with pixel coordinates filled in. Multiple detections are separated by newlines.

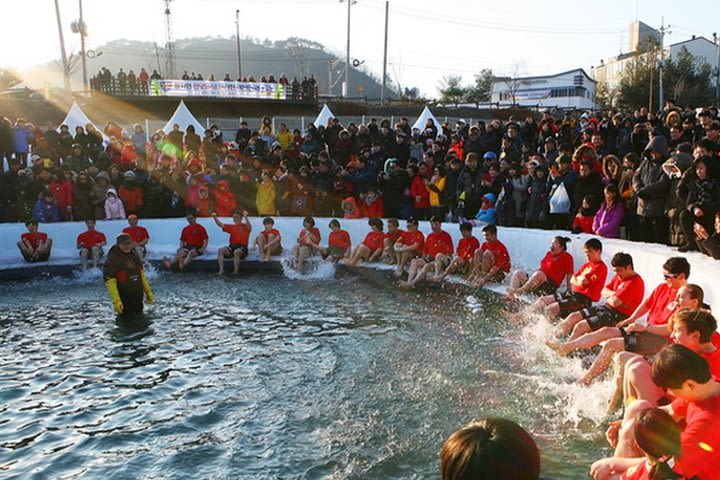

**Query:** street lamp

left=70, top=0, right=88, bottom=91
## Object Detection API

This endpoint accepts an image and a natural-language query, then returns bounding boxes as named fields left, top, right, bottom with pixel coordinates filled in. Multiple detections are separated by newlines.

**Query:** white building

left=591, top=21, right=719, bottom=90
left=490, top=68, right=597, bottom=110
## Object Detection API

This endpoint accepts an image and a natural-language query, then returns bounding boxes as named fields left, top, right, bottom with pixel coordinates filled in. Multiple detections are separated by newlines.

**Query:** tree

left=464, top=68, right=493, bottom=106
left=595, top=81, right=616, bottom=109
left=437, top=75, right=467, bottom=107
left=0, top=68, right=22, bottom=91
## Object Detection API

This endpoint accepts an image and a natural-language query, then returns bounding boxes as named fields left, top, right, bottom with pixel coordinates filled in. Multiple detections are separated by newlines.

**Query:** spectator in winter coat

left=90, top=171, right=111, bottom=219
left=118, top=171, right=144, bottom=216
left=571, top=161, right=604, bottom=217
left=475, top=193, right=497, bottom=225
left=633, top=135, right=671, bottom=244
left=359, top=188, right=384, bottom=218
left=213, top=179, right=237, bottom=217
left=592, top=184, right=625, bottom=238
left=678, top=155, right=720, bottom=252
left=72, top=172, right=94, bottom=221
left=694, top=211, right=720, bottom=259
left=104, top=188, right=126, bottom=219
left=12, top=119, right=34, bottom=164
left=255, top=172, right=276, bottom=216
left=525, top=164, right=550, bottom=228
left=48, top=168, right=73, bottom=220
left=457, top=153, right=483, bottom=219
left=377, top=160, right=410, bottom=219
left=408, top=164, right=430, bottom=220
left=32, top=190, right=61, bottom=223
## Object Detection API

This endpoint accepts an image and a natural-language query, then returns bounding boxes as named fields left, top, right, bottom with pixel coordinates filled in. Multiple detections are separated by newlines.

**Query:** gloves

left=105, top=278, right=123, bottom=314
left=141, top=271, right=154, bottom=304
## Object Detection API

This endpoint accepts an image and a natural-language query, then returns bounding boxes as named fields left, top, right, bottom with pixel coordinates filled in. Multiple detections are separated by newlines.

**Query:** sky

left=4, top=0, right=720, bottom=96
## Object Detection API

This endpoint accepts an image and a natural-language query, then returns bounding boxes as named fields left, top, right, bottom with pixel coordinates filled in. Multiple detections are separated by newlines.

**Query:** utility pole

left=235, top=9, right=242, bottom=79
left=342, top=0, right=354, bottom=97
left=78, top=0, right=88, bottom=91
left=381, top=1, right=389, bottom=105
left=154, top=42, right=163, bottom=76
left=648, top=48, right=654, bottom=112
left=657, top=18, right=671, bottom=112
left=54, top=0, right=71, bottom=91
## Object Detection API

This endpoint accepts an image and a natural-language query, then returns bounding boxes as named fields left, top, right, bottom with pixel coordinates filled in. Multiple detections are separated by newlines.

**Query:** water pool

left=0, top=269, right=614, bottom=479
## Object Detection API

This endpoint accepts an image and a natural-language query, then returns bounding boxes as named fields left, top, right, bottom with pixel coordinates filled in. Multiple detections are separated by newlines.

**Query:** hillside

left=26, top=36, right=397, bottom=99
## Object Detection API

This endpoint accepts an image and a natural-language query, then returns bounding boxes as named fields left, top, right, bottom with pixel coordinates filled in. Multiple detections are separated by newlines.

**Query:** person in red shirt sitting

left=547, top=256, right=690, bottom=386
left=17, top=220, right=52, bottom=262
left=431, top=221, right=480, bottom=283
left=254, top=217, right=282, bottom=262
left=400, top=216, right=453, bottom=288
left=77, top=218, right=107, bottom=270
left=512, top=238, right=607, bottom=323
left=309, top=219, right=351, bottom=262
left=162, top=210, right=209, bottom=271
left=347, top=217, right=385, bottom=267
left=504, top=236, right=574, bottom=301
left=393, top=218, right=424, bottom=277
left=468, top=224, right=511, bottom=288
left=620, top=300, right=718, bottom=409
left=382, top=218, right=404, bottom=265
left=122, top=214, right=150, bottom=259
left=553, top=252, right=645, bottom=338
left=591, top=345, right=720, bottom=480
left=212, top=210, right=251, bottom=275
left=291, top=216, right=321, bottom=270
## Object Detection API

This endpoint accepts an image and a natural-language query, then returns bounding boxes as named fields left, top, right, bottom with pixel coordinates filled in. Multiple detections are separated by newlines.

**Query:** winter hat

left=123, top=171, right=136, bottom=178
left=481, top=193, right=496, bottom=205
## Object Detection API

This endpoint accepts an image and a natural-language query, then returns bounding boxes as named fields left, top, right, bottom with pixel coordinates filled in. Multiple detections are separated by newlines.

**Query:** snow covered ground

left=2, top=217, right=720, bottom=313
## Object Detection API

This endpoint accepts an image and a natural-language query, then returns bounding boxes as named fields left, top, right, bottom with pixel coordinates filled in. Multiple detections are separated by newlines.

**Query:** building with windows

left=591, top=21, right=719, bottom=90
left=490, top=68, right=597, bottom=110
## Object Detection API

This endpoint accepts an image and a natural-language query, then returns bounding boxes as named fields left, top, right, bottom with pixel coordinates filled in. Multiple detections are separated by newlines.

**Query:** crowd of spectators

left=1, top=100, right=720, bottom=258
left=90, top=67, right=318, bottom=100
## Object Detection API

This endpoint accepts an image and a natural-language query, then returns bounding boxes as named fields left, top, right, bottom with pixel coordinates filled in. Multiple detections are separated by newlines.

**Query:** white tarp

left=161, top=101, right=205, bottom=134
left=412, top=106, right=442, bottom=138
left=58, top=102, right=101, bottom=136
left=313, top=104, right=335, bottom=128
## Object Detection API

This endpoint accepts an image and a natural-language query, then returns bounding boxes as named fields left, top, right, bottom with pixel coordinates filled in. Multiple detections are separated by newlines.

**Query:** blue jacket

left=32, top=198, right=61, bottom=223
left=13, top=125, right=33, bottom=153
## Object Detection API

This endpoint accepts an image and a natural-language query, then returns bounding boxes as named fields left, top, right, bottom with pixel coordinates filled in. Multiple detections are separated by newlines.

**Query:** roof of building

left=668, top=36, right=715, bottom=49
left=493, top=68, right=597, bottom=85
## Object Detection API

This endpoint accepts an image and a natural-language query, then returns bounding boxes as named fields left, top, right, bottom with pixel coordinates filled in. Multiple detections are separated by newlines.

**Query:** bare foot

left=545, top=340, right=571, bottom=357
left=393, top=269, right=403, bottom=278
left=218, top=270, right=225, bottom=275
left=398, top=280, right=413, bottom=289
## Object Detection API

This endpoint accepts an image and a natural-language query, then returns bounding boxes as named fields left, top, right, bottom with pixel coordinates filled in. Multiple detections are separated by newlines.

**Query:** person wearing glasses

left=546, top=257, right=690, bottom=385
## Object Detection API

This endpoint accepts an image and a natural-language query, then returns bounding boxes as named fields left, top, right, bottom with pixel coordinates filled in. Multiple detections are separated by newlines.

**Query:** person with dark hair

left=122, top=214, right=150, bottom=260
left=400, top=216, right=453, bottom=288
left=103, top=233, right=154, bottom=317
left=77, top=218, right=106, bottom=270
left=162, top=210, right=208, bottom=271
left=440, top=417, right=540, bottom=480
left=593, top=184, right=625, bottom=238
left=551, top=252, right=644, bottom=338
left=505, top=236, right=574, bottom=300
left=291, top=216, right=320, bottom=270
left=694, top=210, right=720, bottom=258
left=212, top=210, right=251, bottom=275
left=468, top=224, right=510, bottom=288
left=347, top=217, right=384, bottom=266
left=508, top=238, right=606, bottom=322
left=632, top=135, right=671, bottom=244
left=254, top=217, right=282, bottom=262
left=678, top=155, right=720, bottom=252
left=17, top=220, right=52, bottom=262
left=547, top=257, right=689, bottom=385
left=309, top=219, right=351, bottom=263
left=431, top=221, right=480, bottom=283
left=393, top=218, right=424, bottom=277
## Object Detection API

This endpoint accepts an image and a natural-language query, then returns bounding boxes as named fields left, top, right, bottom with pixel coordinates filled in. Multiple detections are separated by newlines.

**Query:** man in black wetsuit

left=103, top=234, right=154, bottom=316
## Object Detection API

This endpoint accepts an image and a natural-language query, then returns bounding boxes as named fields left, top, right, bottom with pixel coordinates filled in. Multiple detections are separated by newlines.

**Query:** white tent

left=162, top=101, right=205, bottom=134
left=412, top=106, right=442, bottom=138
left=59, top=102, right=100, bottom=135
left=313, top=104, right=336, bottom=128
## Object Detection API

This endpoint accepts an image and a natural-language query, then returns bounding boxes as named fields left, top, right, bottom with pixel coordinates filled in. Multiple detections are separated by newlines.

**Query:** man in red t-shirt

left=162, top=210, right=209, bottom=271
left=591, top=345, right=720, bottom=479
left=310, top=219, right=352, bottom=262
left=347, top=217, right=385, bottom=266
left=122, top=214, right=150, bottom=259
left=554, top=252, right=644, bottom=338
left=431, top=221, right=480, bottom=283
left=76, top=219, right=107, bottom=270
left=468, top=224, right=511, bottom=288
left=17, top=220, right=52, bottom=263
left=548, top=256, right=690, bottom=386
left=212, top=210, right=251, bottom=275
left=401, top=216, right=453, bottom=288
left=393, top=218, right=424, bottom=278
left=383, top=218, right=404, bottom=265
left=254, top=217, right=282, bottom=262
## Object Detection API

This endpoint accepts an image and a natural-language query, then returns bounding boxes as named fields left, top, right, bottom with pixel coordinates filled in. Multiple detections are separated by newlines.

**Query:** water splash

left=70, top=267, right=104, bottom=283
left=281, top=257, right=337, bottom=281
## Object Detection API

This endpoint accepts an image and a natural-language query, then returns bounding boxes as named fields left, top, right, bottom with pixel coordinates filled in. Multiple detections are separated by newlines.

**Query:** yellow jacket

left=428, top=176, right=446, bottom=207
left=277, top=130, right=293, bottom=151
left=256, top=182, right=276, bottom=216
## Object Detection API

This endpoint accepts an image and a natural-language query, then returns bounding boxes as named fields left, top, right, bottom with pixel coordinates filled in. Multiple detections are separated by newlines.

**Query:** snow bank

left=2, top=218, right=719, bottom=312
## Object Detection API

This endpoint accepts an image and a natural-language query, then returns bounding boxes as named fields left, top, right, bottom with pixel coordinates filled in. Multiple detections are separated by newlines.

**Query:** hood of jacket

left=644, top=135, right=669, bottom=158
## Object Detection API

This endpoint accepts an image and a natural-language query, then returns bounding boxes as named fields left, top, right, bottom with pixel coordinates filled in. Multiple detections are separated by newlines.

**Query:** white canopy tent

left=412, top=106, right=442, bottom=138
left=162, top=101, right=205, bottom=134
left=58, top=102, right=101, bottom=135
left=313, top=104, right=336, bottom=128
